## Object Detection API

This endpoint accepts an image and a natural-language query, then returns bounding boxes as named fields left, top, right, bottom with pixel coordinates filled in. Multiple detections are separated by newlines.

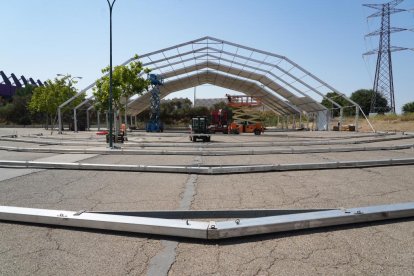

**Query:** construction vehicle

left=189, top=116, right=211, bottom=142
left=228, top=121, right=264, bottom=135
left=208, top=109, right=231, bottom=134
left=226, top=94, right=264, bottom=135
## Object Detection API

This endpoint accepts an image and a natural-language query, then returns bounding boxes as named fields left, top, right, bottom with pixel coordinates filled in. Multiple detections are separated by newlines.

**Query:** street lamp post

left=107, top=0, right=116, bottom=148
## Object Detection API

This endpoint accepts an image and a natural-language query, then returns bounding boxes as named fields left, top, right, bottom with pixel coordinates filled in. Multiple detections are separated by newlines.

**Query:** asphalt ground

left=0, top=128, right=413, bottom=275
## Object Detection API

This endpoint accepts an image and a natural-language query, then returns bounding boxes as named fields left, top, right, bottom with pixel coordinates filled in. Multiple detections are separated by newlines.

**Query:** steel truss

left=59, top=36, right=374, bottom=132
left=1, top=143, right=413, bottom=156
left=0, top=202, right=413, bottom=240
left=364, top=0, right=409, bottom=114
left=1, top=157, right=414, bottom=174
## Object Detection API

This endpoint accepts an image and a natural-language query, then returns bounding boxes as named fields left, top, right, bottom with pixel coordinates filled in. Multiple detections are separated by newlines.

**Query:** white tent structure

left=59, top=36, right=373, bottom=132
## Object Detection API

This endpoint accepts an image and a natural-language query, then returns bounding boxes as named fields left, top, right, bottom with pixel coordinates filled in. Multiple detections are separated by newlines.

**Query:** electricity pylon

left=363, top=0, right=409, bottom=114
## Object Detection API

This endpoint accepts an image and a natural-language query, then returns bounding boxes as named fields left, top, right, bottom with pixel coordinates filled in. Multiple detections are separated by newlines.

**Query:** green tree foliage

left=9, top=85, right=35, bottom=124
left=0, top=85, right=43, bottom=125
left=402, top=101, right=414, bottom=114
left=0, top=103, right=13, bottom=123
left=93, top=56, right=151, bottom=111
left=160, top=98, right=193, bottom=124
left=29, top=75, right=83, bottom=124
left=138, top=98, right=224, bottom=126
left=189, top=106, right=210, bottom=118
left=0, top=96, right=7, bottom=106
left=350, top=89, right=389, bottom=115
left=320, top=92, right=350, bottom=117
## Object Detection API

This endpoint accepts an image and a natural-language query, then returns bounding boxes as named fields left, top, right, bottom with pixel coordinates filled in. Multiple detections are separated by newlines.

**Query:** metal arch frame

left=138, top=39, right=343, bottom=110
left=140, top=46, right=341, bottom=110
left=158, top=61, right=320, bottom=113
left=175, top=69, right=303, bottom=115
left=58, top=83, right=95, bottom=134
left=163, top=72, right=300, bottom=115
left=206, top=54, right=326, bottom=111
left=86, top=105, right=103, bottom=131
left=0, top=202, right=413, bottom=240
left=59, top=36, right=374, bottom=133
left=128, top=71, right=298, bottom=117
left=141, top=38, right=372, bottom=130
left=202, top=37, right=372, bottom=130
left=205, top=36, right=362, bottom=109
left=73, top=97, right=93, bottom=133
left=139, top=53, right=326, bottom=113
left=135, top=46, right=341, bottom=129
left=132, top=65, right=320, bottom=116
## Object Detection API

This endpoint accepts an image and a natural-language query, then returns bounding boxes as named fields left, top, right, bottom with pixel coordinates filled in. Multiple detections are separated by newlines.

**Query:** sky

left=1, top=0, right=413, bottom=113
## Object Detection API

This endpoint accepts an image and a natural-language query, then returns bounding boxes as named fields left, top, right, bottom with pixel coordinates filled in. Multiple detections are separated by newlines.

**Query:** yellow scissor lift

left=226, top=94, right=264, bottom=135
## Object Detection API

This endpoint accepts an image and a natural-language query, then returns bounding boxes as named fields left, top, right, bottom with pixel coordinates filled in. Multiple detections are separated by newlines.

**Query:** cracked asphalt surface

left=0, top=128, right=413, bottom=275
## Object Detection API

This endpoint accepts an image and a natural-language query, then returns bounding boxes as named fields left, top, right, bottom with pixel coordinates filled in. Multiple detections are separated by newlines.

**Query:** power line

left=363, top=0, right=410, bottom=114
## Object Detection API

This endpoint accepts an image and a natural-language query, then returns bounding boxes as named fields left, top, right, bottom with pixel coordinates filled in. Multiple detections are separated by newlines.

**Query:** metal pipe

left=107, top=0, right=116, bottom=148
left=0, top=202, right=413, bottom=240
left=86, top=105, right=95, bottom=131
left=97, top=110, right=101, bottom=130
left=58, top=108, right=62, bottom=133
left=1, top=157, right=414, bottom=175
left=73, top=98, right=91, bottom=133
left=124, top=98, right=127, bottom=136
left=210, top=202, right=414, bottom=239
left=106, top=111, right=109, bottom=130
left=74, top=109, right=78, bottom=132
left=0, top=133, right=411, bottom=148
left=1, top=143, right=412, bottom=156
left=86, top=108, right=90, bottom=131
left=355, top=106, right=359, bottom=132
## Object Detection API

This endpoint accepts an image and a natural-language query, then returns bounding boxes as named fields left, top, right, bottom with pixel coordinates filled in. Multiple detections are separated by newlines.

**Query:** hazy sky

left=1, top=0, right=413, bottom=112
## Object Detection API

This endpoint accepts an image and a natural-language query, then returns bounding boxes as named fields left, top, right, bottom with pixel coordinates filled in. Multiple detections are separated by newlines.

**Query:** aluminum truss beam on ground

left=1, top=157, right=414, bottom=174
left=1, top=143, right=413, bottom=156
left=0, top=202, right=413, bottom=240
left=0, top=133, right=413, bottom=147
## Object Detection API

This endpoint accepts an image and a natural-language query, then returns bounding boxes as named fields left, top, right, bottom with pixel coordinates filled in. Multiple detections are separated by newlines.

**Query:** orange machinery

left=226, top=94, right=264, bottom=135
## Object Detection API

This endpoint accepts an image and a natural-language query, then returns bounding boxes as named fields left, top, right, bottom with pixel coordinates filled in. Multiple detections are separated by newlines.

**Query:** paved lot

left=0, top=128, right=413, bottom=275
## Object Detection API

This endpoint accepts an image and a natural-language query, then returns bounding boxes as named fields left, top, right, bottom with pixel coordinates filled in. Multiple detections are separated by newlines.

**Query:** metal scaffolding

left=60, top=37, right=374, bottom=132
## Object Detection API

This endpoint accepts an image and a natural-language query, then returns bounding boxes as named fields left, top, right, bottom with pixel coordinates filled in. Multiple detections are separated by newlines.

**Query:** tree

left=402, top=101, right=414, bottom=114
left=28, top=75, right=83, bottom=128
left=93, top=55, right=151, bottom=112
left=350, top=89, right=389, bottom=115
left=0, top=85, right=35, bottom=124
left=0, top=103, right=13, bottom=123
left=160, top=98, right=193, bottom=124
left=189, top=106, right=210, bottom=118
left=11, top=85, right=36, bottom=125
left=320, top=92, right=349, bottom=117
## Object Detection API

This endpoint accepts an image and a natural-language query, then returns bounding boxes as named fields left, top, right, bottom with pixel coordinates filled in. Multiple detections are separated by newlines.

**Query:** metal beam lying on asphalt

left=0, top=202, right=413, bottom=240
left=0, top=144, right=413, bottom=156
left=1, top=157, right=414, bottom=174
left=1, top=133, right=413, bottom=148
